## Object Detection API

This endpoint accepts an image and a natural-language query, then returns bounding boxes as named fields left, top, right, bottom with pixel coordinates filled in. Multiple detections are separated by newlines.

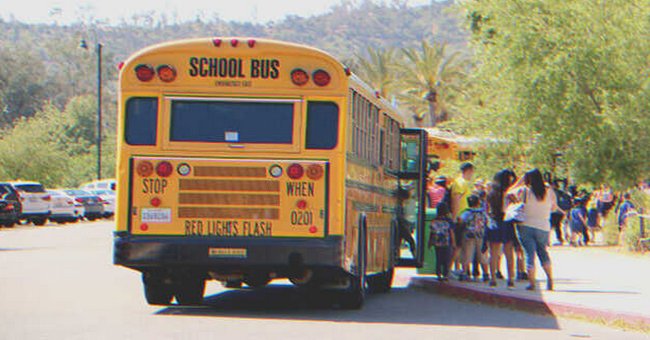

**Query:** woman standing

left=507, top=169, right=559, bottom=291
left=486, top=169, right=517, bottom=287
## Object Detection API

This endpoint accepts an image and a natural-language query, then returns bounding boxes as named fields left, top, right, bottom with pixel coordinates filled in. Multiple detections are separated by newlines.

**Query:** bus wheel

left=340, top=215, right=367, bottom=310
left=33, top=218, right=47, bottom=226
left=367, top=268, right=394, bottom=294
left=174, top=277, right=205, bottom=306
left=142, top=273, right=173, bottom=306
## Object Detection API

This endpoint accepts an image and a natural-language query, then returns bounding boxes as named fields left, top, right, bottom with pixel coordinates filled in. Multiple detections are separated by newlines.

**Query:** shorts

left=570, top=222, right=585, bottom=233
left=502, top=220, right=518, bottom=244
left=461, top=236, right=487, bottom=265
left=484, top=227, right=503, bottom=243
left=454, top=226, right=464, bottom=247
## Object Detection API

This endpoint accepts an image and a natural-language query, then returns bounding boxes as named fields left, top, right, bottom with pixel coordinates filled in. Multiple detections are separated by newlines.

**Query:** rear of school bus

left=113, top=38, right=348, bottom=306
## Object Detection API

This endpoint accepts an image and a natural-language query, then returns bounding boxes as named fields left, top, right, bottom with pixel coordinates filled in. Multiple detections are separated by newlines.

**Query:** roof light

left=135, top=64, right=155, bottom=82
left=312, top=69, right=331, bottom=87
left=156, top=65, right=177, bottom=83
left=212, top=38, right=222, bottom=47
left=247, top=39, right=256, bottom=48
left=291, top=69, right=309, bottom=86
left=118, top=62, right=125, bottom=70
left=231, top=39, right=239, bottom=47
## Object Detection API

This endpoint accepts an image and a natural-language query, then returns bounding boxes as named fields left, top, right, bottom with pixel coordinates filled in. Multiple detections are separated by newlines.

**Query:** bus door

left=396, top=128, right=428, bottom=268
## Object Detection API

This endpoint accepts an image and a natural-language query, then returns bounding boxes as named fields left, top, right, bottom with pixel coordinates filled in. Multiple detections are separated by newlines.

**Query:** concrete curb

left=410, top=277, right=650, bottom=332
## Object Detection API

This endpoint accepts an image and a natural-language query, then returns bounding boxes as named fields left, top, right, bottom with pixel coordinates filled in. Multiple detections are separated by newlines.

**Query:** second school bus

left=113, top=38, right=429, bottom=309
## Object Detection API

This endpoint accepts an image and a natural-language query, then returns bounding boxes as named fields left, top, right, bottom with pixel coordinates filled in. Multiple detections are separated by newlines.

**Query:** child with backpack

left=428, top=202, right=455, bottom=281
left=569, top=198, right=588, bottom=246
left=459, top=195, right=489, bottom=281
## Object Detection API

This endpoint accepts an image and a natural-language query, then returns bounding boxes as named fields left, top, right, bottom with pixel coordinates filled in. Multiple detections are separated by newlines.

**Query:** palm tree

left=399, top=40, right=467, bottom=126
left=354, top=47, right=398, bottom=98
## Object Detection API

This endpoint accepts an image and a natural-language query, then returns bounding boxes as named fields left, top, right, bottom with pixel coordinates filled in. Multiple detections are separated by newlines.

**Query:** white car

left=89, top=189, right=115, bottom=217
left=81, top=179, right=116, bottom=192
left=9, top=181, right=51, bottom=226
left=47, top=190, right=83, bottom=224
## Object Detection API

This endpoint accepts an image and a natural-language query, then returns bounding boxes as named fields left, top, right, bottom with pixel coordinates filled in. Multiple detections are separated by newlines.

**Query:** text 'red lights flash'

left=156, top=161, right=173, bottom=177
left=136, top=161, right=154, bottom=177
left=156, top=65, right=177, bottom=82
left=291, top=69, right=309, bottom=86
left=287, top=163, right=304, bottom=180
left=135, top=64, right=155, bottom=82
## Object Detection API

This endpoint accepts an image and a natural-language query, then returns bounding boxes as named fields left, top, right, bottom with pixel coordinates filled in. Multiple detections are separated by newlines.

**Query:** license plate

left=141, top=208, right=172, bottom=223
left=209, top=248, right=247, bottom=258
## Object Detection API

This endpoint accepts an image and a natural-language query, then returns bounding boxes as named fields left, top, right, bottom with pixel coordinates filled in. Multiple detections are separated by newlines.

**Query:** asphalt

left=410, top=242, right=650, bottom=332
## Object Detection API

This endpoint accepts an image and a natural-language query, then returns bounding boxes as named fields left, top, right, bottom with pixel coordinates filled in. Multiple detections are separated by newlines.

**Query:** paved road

left=0, top=221, right=646, bottom=339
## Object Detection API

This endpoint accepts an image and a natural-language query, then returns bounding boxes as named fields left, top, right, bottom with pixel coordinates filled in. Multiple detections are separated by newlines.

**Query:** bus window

left=125, top=98, right=158, bottom=145
left=306, top=101, right=339, bottom=149
left=170, top=100, right=294, bottom=144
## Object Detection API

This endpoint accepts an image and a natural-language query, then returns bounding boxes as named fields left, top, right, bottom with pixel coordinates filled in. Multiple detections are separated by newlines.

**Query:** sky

left=0, top=0, right=433, bottom=25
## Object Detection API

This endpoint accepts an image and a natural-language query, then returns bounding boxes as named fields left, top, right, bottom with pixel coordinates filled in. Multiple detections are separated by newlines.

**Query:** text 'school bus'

left=113, top=37, right=430, bottom=309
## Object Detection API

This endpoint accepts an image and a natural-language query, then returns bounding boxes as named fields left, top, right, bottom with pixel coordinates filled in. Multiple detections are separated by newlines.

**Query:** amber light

left=287, top=163, right=304, bottom=180
left=136, top=161, right=154, bottom=177
left=135, top=64, right=155, bottom=82
left=291, top=69, right=309, bottom=86
left=312, top=69, right=331, bottom=87
left=306, top=164, right=324, bottom=180
left=156, top=161, right=173, bottom=177
left=157, top=65, right=177, bottom=82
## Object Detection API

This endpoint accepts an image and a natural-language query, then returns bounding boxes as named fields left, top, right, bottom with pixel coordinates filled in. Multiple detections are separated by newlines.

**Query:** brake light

left=136, top=161, right=154, bottom=177
left=3, top=203, right=13, bottom=211
left=66, top=200, right=74, bottom=205
left=75, top=198, right=84, bottom=203
left=135, top=64, right=155, bottom=82
left=309, top=226, right=318, bottom=234
left=150, top=197, right=161, bottom=207
left=287, top=164, right=304, bottom=180
left=97, top=197, right=104, bottom=203
left=42, top=195, right=51, bottom=202
left=156, top=64, right=177, bottom=82
left=291, top=69, right=309, bottom=86
left=156, top=161, right=173, bottom=177
left=312, top=69, right=331, bottom=87
left=306, top=164, right=324, bottom=180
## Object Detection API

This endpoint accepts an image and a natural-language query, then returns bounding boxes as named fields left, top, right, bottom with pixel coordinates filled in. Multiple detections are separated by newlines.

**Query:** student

left=449, top=162, right=475, bottom=274
left=618, top=193, right=636, bottom=245
left=586, top=194, right=599, bottom=243
left=459, top=194, right=488, bottom=281
left=569, top=198, right=588, bottom=246
left=428, top=202, right=455, bottom=281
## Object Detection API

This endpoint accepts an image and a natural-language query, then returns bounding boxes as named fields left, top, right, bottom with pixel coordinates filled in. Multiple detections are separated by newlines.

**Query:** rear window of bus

left=125, top=97, right=158, bottom=145
left=169, top=100, right=294, bottom=144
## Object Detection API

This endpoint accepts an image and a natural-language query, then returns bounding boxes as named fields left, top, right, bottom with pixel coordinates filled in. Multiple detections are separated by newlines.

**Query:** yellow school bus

left=113, top=37, right=429, bottom=309
left=425, top=128, right=478, bottom=164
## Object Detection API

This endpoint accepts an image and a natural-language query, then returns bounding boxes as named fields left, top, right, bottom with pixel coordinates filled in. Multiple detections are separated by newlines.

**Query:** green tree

left=399, top=40, right=467, bottom=126
left=459, top=0, right=650, bottom=187
left=354, top=47, right=399, bottom=98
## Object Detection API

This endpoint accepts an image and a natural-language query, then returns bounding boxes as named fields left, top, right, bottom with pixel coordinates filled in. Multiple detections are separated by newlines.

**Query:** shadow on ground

left=157, top=283, right=560, bottom=330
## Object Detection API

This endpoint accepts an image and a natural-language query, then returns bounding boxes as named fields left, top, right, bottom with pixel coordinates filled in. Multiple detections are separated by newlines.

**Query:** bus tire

left=244, top=273, right=271, bottom=289
left=174, top=277, right=205, bottom=306
left=33, top=218, right=47, bottom=226
left=340, top=214, right=367, bottom=310
left=142, top=273, right=173, bottom=306
left=367, top=268, right=394, bottom=294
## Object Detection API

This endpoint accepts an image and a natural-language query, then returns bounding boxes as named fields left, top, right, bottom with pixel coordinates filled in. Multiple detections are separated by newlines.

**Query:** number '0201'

left=290, top=211, right=313, bottom=226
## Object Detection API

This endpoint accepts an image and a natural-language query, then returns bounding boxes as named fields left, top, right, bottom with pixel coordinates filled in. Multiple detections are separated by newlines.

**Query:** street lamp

left=80, top=39, right=103, bottom=180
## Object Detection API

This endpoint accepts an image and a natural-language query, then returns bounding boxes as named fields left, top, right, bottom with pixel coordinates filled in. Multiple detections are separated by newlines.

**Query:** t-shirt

left=570, top=207, right=586, bottom=228
left=428, top=184, right=447, bottom=208
left=430, top=218, right=453, bottom=247
left=460, top=208, right=488, bottom=237
left=518, top=187, right=556, bottom=231
left=450, top=176, right=472, bottom=218
left=618, top=201, right=635, bottom=225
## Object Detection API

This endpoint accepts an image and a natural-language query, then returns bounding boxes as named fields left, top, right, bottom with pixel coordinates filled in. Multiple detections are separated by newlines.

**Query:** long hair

left=524, top=169, right=546, bottom=201
left=487, top=169, right=512, bottom=219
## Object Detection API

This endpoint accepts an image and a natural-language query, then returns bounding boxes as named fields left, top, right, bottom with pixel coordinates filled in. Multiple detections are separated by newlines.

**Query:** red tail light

left=97, top=197, right=104, bottom=203
left=287, top=163, right=304, bottom=180
left=156, top=161, right=173, bottom=177
left=136, top=161, right=154, bottom=177
left=3, top=203, right=14, bottom=211
left=156, top=65, right=177, bottom=82
left=212, top=38, right=222, bottom=47
left=296, top=200, right=308, bottom=210
left=66, top=200, right=74, bottom=205
left=291, top=69, right=309, bottom=86
left=75, top=198, right=84, bottom=203
left=42, top=195, right=51, bottom=202
left=306, top=164, right=324, bottom=180
left=135, top=64, right=155, bottom=82
left=312, top=69, right=331, bottom=87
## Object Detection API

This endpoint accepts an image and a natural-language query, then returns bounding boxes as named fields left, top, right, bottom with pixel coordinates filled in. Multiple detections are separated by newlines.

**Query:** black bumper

left=114, top=234, right=344, bottom=272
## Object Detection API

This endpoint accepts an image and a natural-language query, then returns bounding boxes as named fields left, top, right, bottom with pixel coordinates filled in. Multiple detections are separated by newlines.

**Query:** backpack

left=429, top=220, right=451, bottom=247
left=465, top=210, right=487, bottom=238
left=557, top=190, right=572, bottom=211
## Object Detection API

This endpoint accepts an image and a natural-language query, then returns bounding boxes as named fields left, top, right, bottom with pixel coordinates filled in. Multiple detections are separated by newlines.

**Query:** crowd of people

left=423, top=162, right=640, bottom=291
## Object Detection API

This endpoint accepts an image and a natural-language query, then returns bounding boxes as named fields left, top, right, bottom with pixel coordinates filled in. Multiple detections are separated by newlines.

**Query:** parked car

left=62, top=189, right=104, bottom=221
left=9, top=181, right=51, bottom=226
left=89, top=189, right=115, bottom=217
left=0, top=183, right=21, bottom=228
left=47, top=190, right=83, bottom=224
left=81, top=179, right=116, bottom=192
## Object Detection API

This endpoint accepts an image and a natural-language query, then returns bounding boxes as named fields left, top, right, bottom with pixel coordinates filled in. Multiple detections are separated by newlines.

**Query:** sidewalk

left=410, top=245, right=650, bottom=331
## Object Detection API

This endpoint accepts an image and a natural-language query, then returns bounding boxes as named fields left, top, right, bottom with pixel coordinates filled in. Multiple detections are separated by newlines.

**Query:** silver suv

left=9, top=181, right=51, bottom=226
